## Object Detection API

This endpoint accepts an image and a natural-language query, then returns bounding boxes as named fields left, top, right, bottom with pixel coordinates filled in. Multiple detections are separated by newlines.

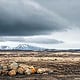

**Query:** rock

left=37, top=68, right=50, bottom=74
left=19, top=64, right=29, bottom=70
left=17, top=67, right=25, bottom=74
left=1, top=70, right=8, bottom=76
left=43, top=72, right=48, bottom=75
left=2, top=65, right=8, bottom=71
left=8, top=70, right=16, bottom=77
left=48, top=70, right=53, bottom=74
left=19, top=64, right=36, bottom=75
left=37, top=68, right=43, bottom=74
left=24, top=68, right=32, bottom=75
left=1, top=64, right=8, bottom=71
left=0, top=64, right=8, bottom=75
left=29, top=66, right=36, bottom=74
left=8, top=62, right=18, bottom=70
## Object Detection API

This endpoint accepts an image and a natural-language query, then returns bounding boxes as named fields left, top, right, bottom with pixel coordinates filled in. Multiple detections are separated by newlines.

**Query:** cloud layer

left=0, top=0, right=69, bottom=36
left=0, top=36, right=63, bottom=44
left=0, top=0, right=80, bottom=49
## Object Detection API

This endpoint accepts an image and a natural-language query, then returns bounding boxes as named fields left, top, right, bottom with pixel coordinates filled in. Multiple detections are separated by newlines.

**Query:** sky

left=0, top=0, right=80, bottom=49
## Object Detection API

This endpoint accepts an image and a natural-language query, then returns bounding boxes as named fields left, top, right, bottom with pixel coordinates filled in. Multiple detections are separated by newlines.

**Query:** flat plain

left=0, top=51, right=80, bottom=80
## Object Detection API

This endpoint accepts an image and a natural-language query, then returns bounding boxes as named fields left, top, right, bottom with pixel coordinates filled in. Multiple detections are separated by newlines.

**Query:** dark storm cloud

left=0, top=0, right=69, bottom=36
left=0, top=36, right=64, bottom=44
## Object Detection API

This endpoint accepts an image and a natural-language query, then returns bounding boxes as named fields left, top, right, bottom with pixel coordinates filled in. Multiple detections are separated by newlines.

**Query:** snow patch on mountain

left=0, top=43, right=45, bottom=51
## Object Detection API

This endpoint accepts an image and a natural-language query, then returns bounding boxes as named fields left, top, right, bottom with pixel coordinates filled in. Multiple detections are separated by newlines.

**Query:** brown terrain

left=0, top=51, right=80, bottom=80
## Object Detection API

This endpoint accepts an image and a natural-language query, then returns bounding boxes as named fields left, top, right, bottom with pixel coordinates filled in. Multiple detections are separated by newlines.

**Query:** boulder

left=29, top=66, right=36, bottom=74
left=19, top=64, right=29, bottom=70
left=1, top=70, right=8, bottom=76
left=17, top=67, right=25, bottom=74
left=37, top=68, right=43, bottom=74
left=8, top=70, right=16, bottom=77
left=37, top=68, right=50, bottom=74
left=8, top=62, right=18, bottom=70
left=24, top=68, right=32, bottom=75
left=2, top=65, right=8, bottom=71
left=1, top=64, right=8, bottom=71
left=0, top=64, right=8, bottom=75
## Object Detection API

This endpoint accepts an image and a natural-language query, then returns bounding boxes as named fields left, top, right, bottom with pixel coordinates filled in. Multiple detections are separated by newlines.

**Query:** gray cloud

left=36, top=0, right=80, bottom=27
left=0, top=36, right=63, bottom=44
left=26, top=37, right=63, bottom=44
left=0, top=0, right=69, bottom=36
left=0, top=36, right=25, bottom=42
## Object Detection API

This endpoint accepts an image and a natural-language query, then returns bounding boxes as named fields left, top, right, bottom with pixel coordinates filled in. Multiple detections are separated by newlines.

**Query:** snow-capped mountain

left=14, top=44, right=44, bottom=51
left=0, top=44, right=45, bottom=51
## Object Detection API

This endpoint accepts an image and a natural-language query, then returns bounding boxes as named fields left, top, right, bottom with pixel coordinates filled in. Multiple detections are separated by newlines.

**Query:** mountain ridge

left=0, top=44, right=45, bottom=51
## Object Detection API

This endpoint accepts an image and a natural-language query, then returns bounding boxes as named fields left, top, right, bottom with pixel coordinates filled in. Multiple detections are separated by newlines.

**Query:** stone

left=37, top=68, right=44, bottom=74
left=1, top=70, right=8, bottom=76
left=19, top=64, right=29, bottom=70
left=37, top=68, right=50, bottom=74
left=1, top=64, right=8, bottom=71
left=8, top=70, right=16, bottom=77
left=24, top=68, right=32, bottom=75
left=43, top=73, right=48, bottom=75
left=29, top=66, right=36, bottom=74
left=2, top=65, right=8, bottom=71
left=0, top=64, right=8, bottom=75
left=8, top=62, right=18, bottom=70
left=17, top=67, right=25, bottom=74
left=48, top=70, right=53, bottom=74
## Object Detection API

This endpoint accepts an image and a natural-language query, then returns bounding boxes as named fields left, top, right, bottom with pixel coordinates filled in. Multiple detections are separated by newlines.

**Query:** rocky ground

left=0, top=51, right=80, bottom=80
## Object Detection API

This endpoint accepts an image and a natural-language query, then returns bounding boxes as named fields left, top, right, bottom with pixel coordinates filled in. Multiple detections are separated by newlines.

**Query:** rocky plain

left=0, top=51, right=80, bottom=80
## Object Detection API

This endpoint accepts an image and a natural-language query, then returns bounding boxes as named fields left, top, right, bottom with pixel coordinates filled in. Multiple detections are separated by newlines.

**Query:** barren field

left=0, top=51, right=80, bottom=80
